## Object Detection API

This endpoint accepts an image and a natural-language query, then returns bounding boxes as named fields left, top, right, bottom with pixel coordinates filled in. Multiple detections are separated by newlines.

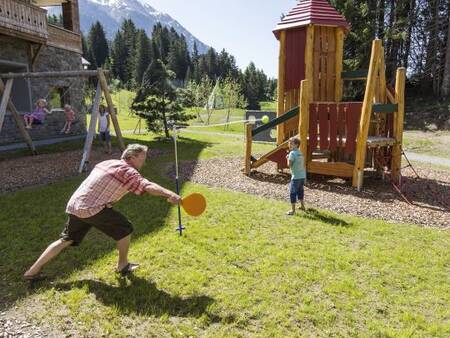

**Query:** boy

left=97, top=105, right=112, bottom=154
left=286, top=137, right=306, bottom=215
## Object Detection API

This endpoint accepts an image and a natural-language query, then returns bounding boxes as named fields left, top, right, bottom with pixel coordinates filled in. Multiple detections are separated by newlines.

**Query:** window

left=48, top=87, right=69, bottom=109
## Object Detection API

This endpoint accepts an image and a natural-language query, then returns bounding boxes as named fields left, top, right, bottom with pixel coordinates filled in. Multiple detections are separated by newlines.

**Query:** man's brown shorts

left=61, top=208, right=133, bottom=246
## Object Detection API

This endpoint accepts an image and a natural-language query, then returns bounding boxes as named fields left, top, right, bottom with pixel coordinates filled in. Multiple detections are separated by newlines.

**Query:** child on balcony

left=24, top=99, right=49, bottom=129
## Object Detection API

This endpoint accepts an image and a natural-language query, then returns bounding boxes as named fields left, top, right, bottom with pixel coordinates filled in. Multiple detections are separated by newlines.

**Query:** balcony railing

left=0, top=0, right=48, bottom=42
left=47, top=24, right=82, bottom=53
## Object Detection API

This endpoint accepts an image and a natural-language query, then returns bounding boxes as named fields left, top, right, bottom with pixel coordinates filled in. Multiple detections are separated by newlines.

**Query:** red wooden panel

left=267, top=148, right=289, bottom=168
left=329, top=103, right=338, bottom=151
left=309, top=103, right=318, bottom=151
left=337, top=103, right=346, bottom=148
left=386, top=112, right=394, bottom=137
left=318, top=103, right=329, bottom=150
left=345, top=102, right=362, bottom=156
left=285, top=27, right=306, bottom=92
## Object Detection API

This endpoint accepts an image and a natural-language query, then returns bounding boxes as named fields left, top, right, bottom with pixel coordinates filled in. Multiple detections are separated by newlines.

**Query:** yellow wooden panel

left=308, top=161, right=354, bottom=177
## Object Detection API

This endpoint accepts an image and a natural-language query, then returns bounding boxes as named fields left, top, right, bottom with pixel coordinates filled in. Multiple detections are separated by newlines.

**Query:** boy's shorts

left=61, top=208, right=133, bottom=246
left=100, top=131, right=111, bottom=142
left=290, top=178, right=305, bottom=203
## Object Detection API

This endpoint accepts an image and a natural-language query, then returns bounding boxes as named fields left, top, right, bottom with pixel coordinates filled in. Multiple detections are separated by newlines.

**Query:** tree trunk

left=441, top=9, right=450, bottom=96
left=402, top=0, right=416, bottom=70
left=162, top=95, right=169, bottom=138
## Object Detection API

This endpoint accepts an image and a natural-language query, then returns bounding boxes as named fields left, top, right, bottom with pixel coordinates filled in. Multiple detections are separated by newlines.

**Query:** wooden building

left=0, top=0, right=85, bottom=145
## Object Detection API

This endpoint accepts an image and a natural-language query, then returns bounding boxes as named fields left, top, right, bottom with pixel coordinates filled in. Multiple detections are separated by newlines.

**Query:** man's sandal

left=23, top=272, right=47, bottom=281
left=116, top=263, right=140, bottom=276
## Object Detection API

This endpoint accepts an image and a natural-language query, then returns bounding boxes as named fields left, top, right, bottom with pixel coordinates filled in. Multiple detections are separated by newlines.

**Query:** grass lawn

left=0, top=131, right=449, bottom=337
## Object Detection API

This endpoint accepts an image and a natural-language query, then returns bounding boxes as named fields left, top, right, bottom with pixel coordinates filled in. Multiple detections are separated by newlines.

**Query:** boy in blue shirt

left=286, top=137, right=306, bottom=215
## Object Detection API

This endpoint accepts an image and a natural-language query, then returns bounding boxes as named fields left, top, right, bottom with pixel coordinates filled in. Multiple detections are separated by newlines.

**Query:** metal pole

left=173, top=124, right=185, bottom=236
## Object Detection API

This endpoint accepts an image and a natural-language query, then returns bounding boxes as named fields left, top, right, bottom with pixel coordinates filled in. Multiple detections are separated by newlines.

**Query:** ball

left=261, top=115, right=270, bottom=124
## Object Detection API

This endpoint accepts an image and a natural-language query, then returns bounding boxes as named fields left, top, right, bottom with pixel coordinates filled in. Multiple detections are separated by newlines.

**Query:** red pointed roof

left=273, top=0, right=350, bottom=39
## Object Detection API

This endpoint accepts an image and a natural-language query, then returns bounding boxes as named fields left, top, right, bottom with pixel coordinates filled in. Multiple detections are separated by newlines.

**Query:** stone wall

left=0, top=35, right=87, bottom=145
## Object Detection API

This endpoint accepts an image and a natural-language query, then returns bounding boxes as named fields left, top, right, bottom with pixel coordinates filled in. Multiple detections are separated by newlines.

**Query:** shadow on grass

left=52, top=274, right=221, bottom=321
left=303, top=208, right=351, bottom=227
left=0, top=134, right=212, bottom=311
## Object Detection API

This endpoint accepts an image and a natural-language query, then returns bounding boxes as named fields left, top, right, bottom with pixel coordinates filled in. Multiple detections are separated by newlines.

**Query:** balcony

left=0, top=0, right=82, bottom=53
left=0, top=0, right=48, bottom=43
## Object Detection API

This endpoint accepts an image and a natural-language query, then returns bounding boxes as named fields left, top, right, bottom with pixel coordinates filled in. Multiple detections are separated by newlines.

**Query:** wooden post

left=97, top=68, right=125, bottom=151
left=352, top=39, right=382, bottom=190
left=379, top=47, right=387, bottom=104
left=79, top=81, right=102, bottom=173
left=298, top=80, right=310, bottom=163
left=305, top=25, right=315, bottom=98
left=335, top=27, right=344, bottom=102
left=391, top=68, right=406, bottom=184
left=276, top=30, right=286, bottom=145
left=0, top=79, right=36, bottom=154
left=244, top=123, right=253, bottom=175
left=0, top=79, right=14, bottom=132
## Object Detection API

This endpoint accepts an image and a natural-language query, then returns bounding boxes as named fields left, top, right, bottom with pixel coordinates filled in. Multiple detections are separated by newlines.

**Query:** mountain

left=72, top=0, right=209, bottom=54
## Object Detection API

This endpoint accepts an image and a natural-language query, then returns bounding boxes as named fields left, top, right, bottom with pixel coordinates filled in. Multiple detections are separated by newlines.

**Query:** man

left=24, top=144, right=181, bottom=280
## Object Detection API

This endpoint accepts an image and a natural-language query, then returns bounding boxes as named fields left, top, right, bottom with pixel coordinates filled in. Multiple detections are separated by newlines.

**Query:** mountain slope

left=77, top=0, right=209, bottom=53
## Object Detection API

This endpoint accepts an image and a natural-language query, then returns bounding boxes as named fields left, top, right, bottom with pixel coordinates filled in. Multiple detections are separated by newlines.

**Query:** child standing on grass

left=286, top=137, right=306, bottom=215
left=98, top=104, right=112, bottom=154
left=60, top=104, right=75, bottom=134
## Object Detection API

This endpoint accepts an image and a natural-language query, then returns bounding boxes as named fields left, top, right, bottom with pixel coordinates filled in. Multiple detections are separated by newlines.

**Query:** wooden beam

left=0, top=70, right=108, bottom=79
left=276, top=30, right=286, bottom=144
left=379, top=47, right=387, bottom=104
left=244, top=123, right=253, bottom=175
left=31, top=44, right=44, bottom=71
left=0, top=79, right=14, bottom=133
left=0, top=79, right=36, bottom=155
left=298, top=80, right=310, bottom=163
left=305, top=25, right=315, bottom=97
left=308, top=161, right=354, bottom=177
left=79, top=81, right=101, bottom=173
left=335, top=27, right=344, bottom=102
left=97, top=68, right=125, bottom=151
left=391, top=68, right=406, bottom=184
left=352, top=39, right=382, bottom=190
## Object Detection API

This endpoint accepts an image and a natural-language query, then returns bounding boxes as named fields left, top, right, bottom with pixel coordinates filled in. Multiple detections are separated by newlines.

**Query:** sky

left=146, top=0, right=298, bottom=78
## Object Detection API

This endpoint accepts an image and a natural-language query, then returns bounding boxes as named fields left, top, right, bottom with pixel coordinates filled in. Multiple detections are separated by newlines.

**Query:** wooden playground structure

left=244, top=0, right=406, bottom=190
left=0, top=68, right=125, bottom=172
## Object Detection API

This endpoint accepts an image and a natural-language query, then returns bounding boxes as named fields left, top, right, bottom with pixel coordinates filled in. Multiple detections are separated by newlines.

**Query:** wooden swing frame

left=0, top=68, right=125, bottom=173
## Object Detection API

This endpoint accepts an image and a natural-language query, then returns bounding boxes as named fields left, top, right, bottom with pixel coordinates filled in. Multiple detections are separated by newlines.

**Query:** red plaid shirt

left=66, top=159, right=151, bottom=218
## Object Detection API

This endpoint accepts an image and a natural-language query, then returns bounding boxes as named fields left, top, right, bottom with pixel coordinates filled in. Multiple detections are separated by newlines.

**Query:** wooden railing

left=48, top=24, right=82, bottom=53
left=0, top=0, right=48, bottom=42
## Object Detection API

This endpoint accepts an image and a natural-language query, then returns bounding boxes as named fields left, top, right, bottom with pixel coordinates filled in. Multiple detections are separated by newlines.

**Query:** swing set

left=0, top=68, right=125, bottom=172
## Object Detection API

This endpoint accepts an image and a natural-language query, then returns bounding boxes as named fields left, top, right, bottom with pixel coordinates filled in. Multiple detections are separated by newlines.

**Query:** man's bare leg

left=116, top=235, right=139, bottom=273
left=24, top=239, right=73, bottom=277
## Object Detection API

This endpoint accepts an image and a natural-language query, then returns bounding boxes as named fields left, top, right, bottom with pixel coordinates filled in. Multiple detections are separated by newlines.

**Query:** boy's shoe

left=286, top=210, right=295, bottom=216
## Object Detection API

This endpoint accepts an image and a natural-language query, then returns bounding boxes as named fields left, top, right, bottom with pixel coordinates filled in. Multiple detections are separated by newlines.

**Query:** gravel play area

left=1, top=150, right=448, bottom=229
left=168, top=157, right=450, bottom=229
left=0, top=148, right=167, bottom=194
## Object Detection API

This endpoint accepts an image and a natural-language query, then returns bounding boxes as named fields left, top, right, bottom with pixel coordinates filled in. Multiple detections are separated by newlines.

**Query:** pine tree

left=134, top=29, right=152, bottom=88
left=132, top=60, right=192, bottom=137
left=87, top=21, right=109, bottom=67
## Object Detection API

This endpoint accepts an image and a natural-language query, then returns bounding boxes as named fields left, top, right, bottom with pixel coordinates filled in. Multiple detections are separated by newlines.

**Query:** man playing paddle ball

left=24, top=144, right=181, bottom=280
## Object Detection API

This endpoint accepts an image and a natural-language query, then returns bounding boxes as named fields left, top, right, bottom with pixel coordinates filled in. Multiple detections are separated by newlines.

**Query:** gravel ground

left=168, top=157, right=450, bottom=229
left=0, top=148, right=168, bottom=194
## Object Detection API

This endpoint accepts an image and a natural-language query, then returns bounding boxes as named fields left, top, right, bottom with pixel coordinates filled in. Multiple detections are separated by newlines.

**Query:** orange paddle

left=181, top=193, right=206, bottom=217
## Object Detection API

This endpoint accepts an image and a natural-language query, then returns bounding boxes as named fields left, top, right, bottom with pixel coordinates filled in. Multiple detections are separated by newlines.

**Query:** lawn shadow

left=0, top=134, right=212, bottom=311
left=302, top=208, right=351, bottom=227
left=52, top=274, right=221, bottom=321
